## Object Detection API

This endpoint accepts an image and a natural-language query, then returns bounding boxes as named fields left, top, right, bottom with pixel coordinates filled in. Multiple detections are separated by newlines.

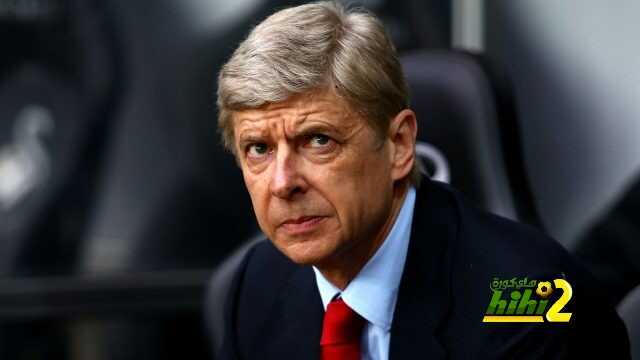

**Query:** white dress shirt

left=313, top=187, right=416, bottom=360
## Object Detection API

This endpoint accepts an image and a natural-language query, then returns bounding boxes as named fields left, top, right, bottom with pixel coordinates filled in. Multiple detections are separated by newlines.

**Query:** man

left=209, top=2, right=630, bottom=359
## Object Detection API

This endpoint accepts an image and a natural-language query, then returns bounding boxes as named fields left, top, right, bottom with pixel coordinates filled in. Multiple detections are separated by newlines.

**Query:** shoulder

left=215, top=236, right=300, bottom=319
left=206, top=237, right=300, bottom=359
left=421, top=181, right=630, bottom=358
left=238, top=239, right=300, bottom=305
left=426, top=180, right=598, bottom=306
left=425, top=180, right=580, bottom=278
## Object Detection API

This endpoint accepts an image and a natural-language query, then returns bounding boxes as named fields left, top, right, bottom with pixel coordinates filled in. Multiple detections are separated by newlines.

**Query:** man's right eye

left=246, top=143, right=269, bottom=158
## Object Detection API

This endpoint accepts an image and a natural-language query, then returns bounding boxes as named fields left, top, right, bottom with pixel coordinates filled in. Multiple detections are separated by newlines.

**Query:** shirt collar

left=313, top=187, right=416, bottom=331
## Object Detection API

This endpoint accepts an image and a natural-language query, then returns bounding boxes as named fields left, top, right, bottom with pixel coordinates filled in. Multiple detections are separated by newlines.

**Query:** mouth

left=279, top=216, right=327, bottom=235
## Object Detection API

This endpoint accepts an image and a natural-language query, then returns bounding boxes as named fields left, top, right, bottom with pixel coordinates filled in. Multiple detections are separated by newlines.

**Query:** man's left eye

left=308, top=134, right=331, bottom=147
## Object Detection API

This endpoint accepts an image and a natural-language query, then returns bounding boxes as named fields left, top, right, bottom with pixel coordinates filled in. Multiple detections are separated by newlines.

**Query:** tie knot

left=320, top=298, right=366, bottom=345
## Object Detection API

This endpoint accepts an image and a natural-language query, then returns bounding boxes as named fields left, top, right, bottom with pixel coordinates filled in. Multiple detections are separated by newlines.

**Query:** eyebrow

left=237, top=122, right=270, bottom=139
left=294, top=121, right=341, bottom=137
left=235, top=114, right=346, bottom=149
left=237, top=133, right=268, bottom=147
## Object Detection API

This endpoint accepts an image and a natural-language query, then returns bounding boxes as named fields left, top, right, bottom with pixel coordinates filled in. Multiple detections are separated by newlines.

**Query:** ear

left=388, top=109, right=417, bottom=182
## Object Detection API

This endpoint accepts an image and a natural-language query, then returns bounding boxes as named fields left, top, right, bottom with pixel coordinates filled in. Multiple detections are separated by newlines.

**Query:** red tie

left=320, top=298, right=366, bottom=360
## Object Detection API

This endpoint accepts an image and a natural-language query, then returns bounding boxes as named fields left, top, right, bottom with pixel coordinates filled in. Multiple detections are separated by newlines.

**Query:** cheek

left=311, top=149, right=391, bottom=220
left=242, top=171, right=272, bottom=226
left=303, top=157, right=367, bottom=221
left=315, top=148, right=389, bottom=193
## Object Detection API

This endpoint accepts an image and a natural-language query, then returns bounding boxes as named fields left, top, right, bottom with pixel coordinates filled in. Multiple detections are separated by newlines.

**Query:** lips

left=282, top=216, right=321, bottom=225
left=279, top=216, right=326, bottom=235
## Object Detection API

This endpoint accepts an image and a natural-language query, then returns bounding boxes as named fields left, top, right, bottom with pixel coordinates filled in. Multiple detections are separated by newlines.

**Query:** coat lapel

left=259, top=266, right=324, bottom=360
left=390, top=179, right=456, bottom=359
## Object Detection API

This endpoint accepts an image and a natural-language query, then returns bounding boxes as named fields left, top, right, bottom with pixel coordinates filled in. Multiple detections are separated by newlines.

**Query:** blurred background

left=0, top=0, right=638, bottom=358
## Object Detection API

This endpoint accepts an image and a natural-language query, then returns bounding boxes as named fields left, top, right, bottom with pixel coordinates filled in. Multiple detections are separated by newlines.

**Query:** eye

left=246, top=143, right=270, bottom=158
left=307, top=134, right=332, bottom=148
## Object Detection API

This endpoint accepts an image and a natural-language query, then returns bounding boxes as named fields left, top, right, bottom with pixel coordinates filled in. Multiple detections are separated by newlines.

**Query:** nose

left=270, top=144, right=306, bottom=199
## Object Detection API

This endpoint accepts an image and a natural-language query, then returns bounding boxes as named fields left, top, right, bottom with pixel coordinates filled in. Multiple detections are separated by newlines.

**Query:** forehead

left=231, top=91, right=360, bottom=136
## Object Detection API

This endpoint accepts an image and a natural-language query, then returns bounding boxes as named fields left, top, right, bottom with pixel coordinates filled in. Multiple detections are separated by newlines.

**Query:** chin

left=272, top=234, right=340, bottom=266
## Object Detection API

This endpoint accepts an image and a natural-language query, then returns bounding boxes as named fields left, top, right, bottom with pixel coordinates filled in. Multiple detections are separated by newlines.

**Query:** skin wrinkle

left=232, top=89, right=416, bottom=289
left=235, top=94, right=364, bottom=155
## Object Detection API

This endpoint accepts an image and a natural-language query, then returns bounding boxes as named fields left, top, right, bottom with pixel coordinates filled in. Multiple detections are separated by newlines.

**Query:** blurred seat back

left=618, top=284, right=640, bottom=360
left=0, top=0, right=118, bottom=275
left=0, top=0, right=119, bottom=358
left=72, top=0, right=303, bottom=359
left=402, top=50, right=541, bottom=226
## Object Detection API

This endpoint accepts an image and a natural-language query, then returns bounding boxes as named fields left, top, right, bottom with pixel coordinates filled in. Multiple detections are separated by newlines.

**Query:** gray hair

left=216, top=1, right=421, bottom=186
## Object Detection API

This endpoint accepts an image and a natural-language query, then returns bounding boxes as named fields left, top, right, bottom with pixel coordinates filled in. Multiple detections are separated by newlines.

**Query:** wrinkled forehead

left=231, top=90, right=362, bottom=139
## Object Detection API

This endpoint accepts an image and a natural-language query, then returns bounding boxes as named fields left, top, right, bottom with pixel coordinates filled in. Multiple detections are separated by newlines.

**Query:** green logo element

left=483, top=277, right=573, bottom=323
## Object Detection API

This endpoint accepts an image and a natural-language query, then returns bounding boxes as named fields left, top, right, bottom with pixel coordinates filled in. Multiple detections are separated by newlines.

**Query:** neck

left=318, top=181, right=409, bottom=290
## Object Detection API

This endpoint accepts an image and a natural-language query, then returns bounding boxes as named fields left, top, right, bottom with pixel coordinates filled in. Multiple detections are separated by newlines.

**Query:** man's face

left=232, top=90, right=397, bottom=267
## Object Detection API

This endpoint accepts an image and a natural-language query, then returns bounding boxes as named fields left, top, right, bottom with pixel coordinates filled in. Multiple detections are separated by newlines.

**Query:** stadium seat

left=71, top=0, right=303, bottom=359
left=0, top=0, right=118, bottom=276
left=402, top=50, right=541, bottom=226
left=618, top=284, right=640, bottom=360
left=0, top=0, right=119, bottom=357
